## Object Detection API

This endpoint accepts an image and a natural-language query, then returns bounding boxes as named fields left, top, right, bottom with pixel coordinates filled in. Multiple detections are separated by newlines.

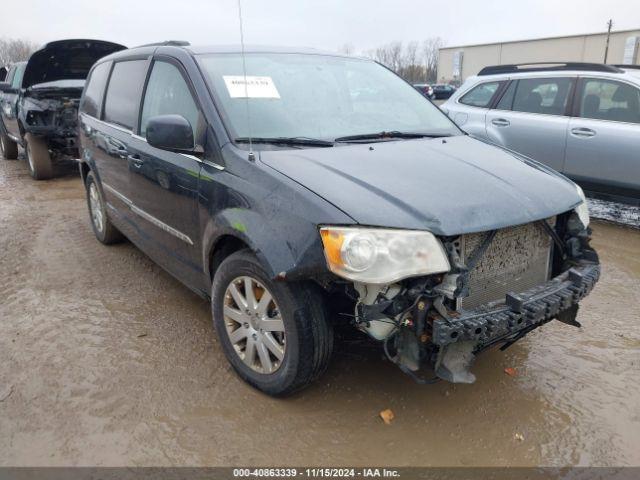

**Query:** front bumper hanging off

left=432, top=261, right=601, bottom=349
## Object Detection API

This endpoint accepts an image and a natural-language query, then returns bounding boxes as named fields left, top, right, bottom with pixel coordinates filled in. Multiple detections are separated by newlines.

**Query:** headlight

left=574, top=184, right=590, bottom=228
left=319, top=226, right=450, bottom=284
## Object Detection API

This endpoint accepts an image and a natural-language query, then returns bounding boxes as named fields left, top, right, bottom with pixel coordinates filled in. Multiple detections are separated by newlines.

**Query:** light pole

left=604, top=19, right=613, bottom=63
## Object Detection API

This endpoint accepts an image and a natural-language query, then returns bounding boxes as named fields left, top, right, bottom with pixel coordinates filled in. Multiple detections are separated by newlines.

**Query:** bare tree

left=370, top=41, right=404, bottom=72
left=422, top=37, right=444, bottom=82
left=0, top=38, right=38, bottom=67
left=353, top=37, right=446, bottom=84
left=337, top=43, right=356, bottom=56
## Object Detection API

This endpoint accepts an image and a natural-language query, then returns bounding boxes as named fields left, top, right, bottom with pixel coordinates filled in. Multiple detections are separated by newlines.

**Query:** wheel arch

left=203, top=209, right=301, bottom=284
left=79, top=160, right=91, bottom=185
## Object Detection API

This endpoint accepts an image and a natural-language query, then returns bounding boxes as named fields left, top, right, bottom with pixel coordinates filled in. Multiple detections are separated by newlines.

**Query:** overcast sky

left=4, top=0, right=640, bottom=52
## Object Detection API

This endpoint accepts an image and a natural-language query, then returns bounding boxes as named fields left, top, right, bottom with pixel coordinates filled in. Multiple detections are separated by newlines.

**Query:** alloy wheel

left=26, top=142, right=35, bottom=173
left=223, top=276, right=286, bottom=374
left=89, top=182, right=105, bottom=233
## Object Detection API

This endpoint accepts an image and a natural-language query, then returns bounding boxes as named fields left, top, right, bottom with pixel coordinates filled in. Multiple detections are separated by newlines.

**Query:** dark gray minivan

left=78, top=43, right=599, bottom=395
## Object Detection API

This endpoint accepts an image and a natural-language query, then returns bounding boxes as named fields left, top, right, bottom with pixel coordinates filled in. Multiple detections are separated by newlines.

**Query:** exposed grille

left=456, top=220, right=554, bottom=310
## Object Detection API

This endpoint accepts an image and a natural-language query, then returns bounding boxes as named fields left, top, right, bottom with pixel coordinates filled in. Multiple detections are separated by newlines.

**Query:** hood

left=259, top=135, right=582, bottom=236
left=23, top=39, right=126, bottom=89
left=29, top=79, right=86, bottom=90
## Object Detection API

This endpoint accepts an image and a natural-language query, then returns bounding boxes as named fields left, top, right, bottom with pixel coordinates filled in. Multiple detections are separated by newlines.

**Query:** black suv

left=78, top=43, right=600, bottom=395
left=0, top=39, right=125, bottom=178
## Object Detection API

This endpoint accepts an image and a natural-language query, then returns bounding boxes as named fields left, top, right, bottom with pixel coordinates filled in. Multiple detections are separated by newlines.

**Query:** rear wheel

left=0, top=133, right=18, bottom=160
left=85, top=171, right=124, bottom=245
left=25, top=133, right=53, bottom=180
left=212, top=250, right=333, bottom=396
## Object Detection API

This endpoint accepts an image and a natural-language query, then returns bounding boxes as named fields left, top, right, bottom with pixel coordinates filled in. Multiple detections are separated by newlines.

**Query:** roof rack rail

left=135, top=40, right=191, bottom=48
left=612, top=64, right=640, bottom=70
left=478, top=62, right=623, bottom=76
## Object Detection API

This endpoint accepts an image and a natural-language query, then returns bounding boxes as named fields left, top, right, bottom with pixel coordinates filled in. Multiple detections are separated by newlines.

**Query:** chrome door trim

left=130, top=204, right=194, bottom=245
left=128, top=131, right=225, bottom=171
left=101, top=182, right=194, bottom=246
left=181, top=153, right=225, bottom=171
left=102, top=182, right=132, bottom=206
left=79, top=112, right=133, bottom=134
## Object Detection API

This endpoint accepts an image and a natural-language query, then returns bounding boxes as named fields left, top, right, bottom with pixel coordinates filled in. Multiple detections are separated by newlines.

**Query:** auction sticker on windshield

left=223, top=75, right=281, bottom=98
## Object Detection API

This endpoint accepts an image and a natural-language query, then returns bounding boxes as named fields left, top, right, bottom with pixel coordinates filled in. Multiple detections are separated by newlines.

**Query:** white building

left=438, top=28, right=640, bottom=84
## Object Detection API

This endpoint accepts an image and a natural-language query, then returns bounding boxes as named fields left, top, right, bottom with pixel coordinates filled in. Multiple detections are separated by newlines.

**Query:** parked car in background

left=441, top=62, right=640, bottom=205
left=0, top=39, right=125, bottom=179
left=77, top=44, right=598, bottom=396
left=432, top=83, right=456, bottom=99
left=413, top=83, right=434, bottom=99
left=0, top=61, right=27, bottom=160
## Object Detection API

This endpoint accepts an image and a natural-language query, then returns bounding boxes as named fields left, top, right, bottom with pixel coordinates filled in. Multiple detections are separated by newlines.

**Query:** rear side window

left=5, top=67, right=16, bottom=85
left=140, top=61, right=202, bottom=138
left=11, top=64, right=26, bottom=89
left=579, top=78, right=640, bottom=124
left=103, top=60, right=148, bottom=130
left=511, top=77, right=572, bottom=116
left=459, top=81, right=500, bottom=107
left=80, top=61, right=112, bottom=117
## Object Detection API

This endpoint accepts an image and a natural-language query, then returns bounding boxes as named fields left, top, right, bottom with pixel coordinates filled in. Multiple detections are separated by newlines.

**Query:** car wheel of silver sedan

left=212, top=249, right=333, bottom=396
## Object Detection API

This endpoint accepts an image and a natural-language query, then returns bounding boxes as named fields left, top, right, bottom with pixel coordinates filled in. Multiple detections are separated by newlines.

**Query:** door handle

left=127, top=154, right=144, bottom=168
left=571, top=127, right=596, bottom=138
left=491, top=118, right=510, bottom=127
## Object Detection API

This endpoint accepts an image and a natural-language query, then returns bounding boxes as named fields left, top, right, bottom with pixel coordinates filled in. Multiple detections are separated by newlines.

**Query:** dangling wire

left=237, top=0, right=254, bottom=160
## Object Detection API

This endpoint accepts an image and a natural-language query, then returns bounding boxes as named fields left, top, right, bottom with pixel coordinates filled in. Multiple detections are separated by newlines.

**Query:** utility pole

left=604, top=19, right=613, bottom=63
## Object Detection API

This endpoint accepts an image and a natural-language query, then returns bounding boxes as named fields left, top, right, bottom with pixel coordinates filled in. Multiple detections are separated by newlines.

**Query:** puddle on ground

left=1, top=156, right=638, bottom=467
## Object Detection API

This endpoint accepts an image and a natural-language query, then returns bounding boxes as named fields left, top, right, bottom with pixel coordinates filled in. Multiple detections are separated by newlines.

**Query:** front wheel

left=0, top=132, right=18, bottom=160
left=25, top=133, right=53, bottom=180
left=212, top=250, right=333, bottom=396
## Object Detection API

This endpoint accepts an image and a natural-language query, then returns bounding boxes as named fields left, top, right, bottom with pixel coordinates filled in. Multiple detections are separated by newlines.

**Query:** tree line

left=339, top=37, right=444, bottom=84
left=0, top=38, right=38, bottom=67
left=2, top=36, right=445, bottom=86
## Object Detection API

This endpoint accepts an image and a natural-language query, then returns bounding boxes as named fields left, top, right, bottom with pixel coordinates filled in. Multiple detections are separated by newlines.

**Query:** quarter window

left=511, top=77, right=572, bottom=116
left=459, top=81, right=500, bottom=107
left=579, top=79, right=640, bottom=124
left=140, top=61, right=201, bottom=139
left=80, top=61, right=112, bottom=117
left=4, top=67, right=15, bottom=85
left=103, top=60, right=148, bottom=130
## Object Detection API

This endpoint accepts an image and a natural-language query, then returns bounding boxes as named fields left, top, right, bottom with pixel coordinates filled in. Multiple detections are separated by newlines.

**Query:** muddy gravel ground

left=0, top=155, right=639, bottom=467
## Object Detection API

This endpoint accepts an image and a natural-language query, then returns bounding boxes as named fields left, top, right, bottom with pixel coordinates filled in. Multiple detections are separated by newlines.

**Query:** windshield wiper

left=334, top=131, right=452, bottom=142
left=235, top=137, right=334, bottom=147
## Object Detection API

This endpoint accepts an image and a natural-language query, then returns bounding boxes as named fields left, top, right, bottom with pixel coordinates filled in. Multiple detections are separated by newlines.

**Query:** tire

left=0, top=132, right=18, bottom=160
left=85, top=170, right=124, bottom=245
left=212, top=249, right=333, bottom=396
left=25, top=133, right=53, bottom=180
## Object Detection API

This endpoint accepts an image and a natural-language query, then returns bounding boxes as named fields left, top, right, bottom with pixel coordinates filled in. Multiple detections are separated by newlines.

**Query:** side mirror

left=146, top=114, right=195, bottom=153
left=0, top=82, right=11, bottom=93
left=0, top=67, right=7, bottom=82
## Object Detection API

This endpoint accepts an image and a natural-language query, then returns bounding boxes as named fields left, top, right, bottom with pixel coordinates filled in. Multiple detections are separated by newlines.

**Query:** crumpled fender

left=201, top=207, right=300, bottom=281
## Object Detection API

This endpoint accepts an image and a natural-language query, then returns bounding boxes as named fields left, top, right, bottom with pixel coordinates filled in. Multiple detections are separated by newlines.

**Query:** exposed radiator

left=456, top=220, right=554, bottom=310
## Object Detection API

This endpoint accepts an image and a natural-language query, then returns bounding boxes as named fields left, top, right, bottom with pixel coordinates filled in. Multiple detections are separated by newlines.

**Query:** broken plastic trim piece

left=383, top=335, right=440, bottom=384
left=435, top=341, right=477, bottom=384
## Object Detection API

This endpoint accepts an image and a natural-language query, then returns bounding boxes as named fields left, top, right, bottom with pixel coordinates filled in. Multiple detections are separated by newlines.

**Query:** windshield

left=196, top=53, right=461, bottom=143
